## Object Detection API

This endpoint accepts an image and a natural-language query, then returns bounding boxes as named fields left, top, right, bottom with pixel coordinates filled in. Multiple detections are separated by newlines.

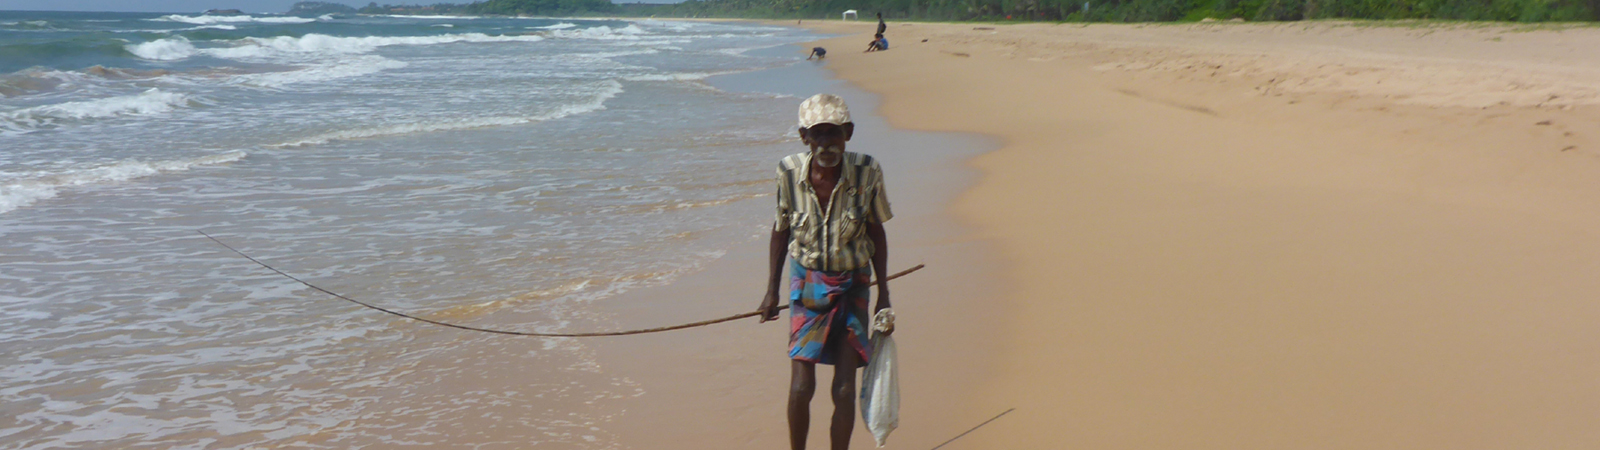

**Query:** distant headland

left=288, top=2, right=357, bottom=16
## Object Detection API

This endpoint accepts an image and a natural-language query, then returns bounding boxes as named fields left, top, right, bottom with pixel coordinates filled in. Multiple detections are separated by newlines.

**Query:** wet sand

left=785, top=19, right=1600, bottom=450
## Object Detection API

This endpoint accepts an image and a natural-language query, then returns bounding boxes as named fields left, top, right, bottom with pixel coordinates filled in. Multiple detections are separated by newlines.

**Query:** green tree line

left=626, top=0, right=1598, bottom=22
left=342, top=0, right=1597, bottom=22
left=356, top=0, right=617, bottom=16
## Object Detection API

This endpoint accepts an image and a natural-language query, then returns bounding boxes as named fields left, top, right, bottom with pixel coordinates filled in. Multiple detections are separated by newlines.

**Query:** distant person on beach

left=759, top=93, right=893, bottom=450
left=876, top=12, right=886, bottom=35
left=865, top=34, right=888, bottom=52
left=808, top=47, right=827, bottom=60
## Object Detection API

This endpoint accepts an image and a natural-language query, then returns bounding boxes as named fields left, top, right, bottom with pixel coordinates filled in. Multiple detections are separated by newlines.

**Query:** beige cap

left=797, top=93, right=852, bottom=129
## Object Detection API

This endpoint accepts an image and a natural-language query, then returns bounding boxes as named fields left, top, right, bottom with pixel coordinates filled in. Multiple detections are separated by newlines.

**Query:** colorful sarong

left=788, top=258, right=872, bottom=365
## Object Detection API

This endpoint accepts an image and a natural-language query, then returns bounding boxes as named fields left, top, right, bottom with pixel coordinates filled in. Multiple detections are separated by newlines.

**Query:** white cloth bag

left=859, top=309, right=899, bottom=447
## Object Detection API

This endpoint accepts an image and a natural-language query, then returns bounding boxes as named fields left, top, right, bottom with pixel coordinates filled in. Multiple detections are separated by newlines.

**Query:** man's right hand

left=758, top=292, right=781, bottom=323
left=762, top=228, right=790, bottom=323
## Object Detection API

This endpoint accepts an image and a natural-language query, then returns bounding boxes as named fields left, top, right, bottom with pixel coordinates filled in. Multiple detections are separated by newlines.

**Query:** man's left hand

left=874, top=288, right=893, bottom=336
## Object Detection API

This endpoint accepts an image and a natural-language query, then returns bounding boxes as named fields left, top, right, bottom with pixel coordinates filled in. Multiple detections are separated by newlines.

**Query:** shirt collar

left=798, top=150, right=856, bottom=189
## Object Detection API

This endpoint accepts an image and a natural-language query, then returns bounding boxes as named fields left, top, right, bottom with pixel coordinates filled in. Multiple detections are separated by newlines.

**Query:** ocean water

left=0, top=11, right=820, bottom=449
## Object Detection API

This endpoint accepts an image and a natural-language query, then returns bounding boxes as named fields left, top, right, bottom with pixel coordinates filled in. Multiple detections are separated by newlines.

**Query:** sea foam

left=272, top=80, right=623, bottom=147
left=0, top=151, right=246, bottom=214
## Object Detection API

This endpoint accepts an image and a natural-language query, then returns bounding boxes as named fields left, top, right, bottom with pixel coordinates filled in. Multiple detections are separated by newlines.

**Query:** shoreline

left=789, top=19, right=1600, bottom=449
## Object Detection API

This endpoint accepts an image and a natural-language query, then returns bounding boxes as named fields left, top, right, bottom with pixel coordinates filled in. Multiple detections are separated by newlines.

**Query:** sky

left=0, top=0, right=683, bottom=13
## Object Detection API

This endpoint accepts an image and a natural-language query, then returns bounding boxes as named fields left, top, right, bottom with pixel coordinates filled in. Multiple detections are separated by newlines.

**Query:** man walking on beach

left=759, top=94, right=893, bottom=450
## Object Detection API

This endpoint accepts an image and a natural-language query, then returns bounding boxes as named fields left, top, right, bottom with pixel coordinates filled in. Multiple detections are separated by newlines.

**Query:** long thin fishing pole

left=199, top=230, right=923, bottom=337
left=929, top=408, right=1016, bottom=450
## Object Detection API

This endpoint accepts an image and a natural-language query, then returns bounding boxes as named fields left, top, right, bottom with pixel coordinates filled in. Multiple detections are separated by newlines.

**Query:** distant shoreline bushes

left=625, top=0, right=1599, bottom=22
left=349, top=0, right=617, bottom=17
left=308, top=0, right=1598, bottom=23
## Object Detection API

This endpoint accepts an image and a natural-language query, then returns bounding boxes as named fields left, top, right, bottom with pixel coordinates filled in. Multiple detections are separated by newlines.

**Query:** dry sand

left=779, top=19, right=1600, bottom=450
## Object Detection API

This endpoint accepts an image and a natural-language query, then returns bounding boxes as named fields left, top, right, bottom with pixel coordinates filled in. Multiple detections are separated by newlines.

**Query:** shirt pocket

left=793, top=212, right=819, bottom=247
left=838, top=205, right=867, bottom=243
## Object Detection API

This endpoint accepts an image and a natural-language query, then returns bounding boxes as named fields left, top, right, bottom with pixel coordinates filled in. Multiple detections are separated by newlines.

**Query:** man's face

left=799, top=123, right=854, bottom=169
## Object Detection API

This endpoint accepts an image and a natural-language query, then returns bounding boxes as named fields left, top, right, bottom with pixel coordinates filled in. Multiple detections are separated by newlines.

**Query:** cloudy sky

left=2, top=0, right=681, bottom=13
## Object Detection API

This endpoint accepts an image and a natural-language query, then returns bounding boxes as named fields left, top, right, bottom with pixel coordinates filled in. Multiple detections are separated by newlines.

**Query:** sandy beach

left=603, top=19, right=1600, bottom=450
left=776, top=19, right=1600, bottom=449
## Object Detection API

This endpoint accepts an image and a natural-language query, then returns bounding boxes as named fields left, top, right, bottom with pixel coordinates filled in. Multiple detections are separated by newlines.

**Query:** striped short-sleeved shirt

left=774, top=151, right=893, bottom=272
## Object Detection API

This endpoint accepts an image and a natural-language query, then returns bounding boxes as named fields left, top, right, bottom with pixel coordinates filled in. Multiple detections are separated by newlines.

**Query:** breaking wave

left=126, top=32, right=549, bottom=62
left=1, top=66, right=179, bottom=98
left=622, top=70, right=738, bottom=82
left=2, top=88, right=195, bottom=133
left=548, top=25, right=647, bottom=40
left=0, top=69, right=75, bottom=97
left=3, top=20, right=55, bottom=30
left=151, top=14, right=317, bottom=25
left=229, top=55, right=408, bottom=87
left=126, top=36, right=197, bottom=61
left=375, top=14, right=480, bottom=19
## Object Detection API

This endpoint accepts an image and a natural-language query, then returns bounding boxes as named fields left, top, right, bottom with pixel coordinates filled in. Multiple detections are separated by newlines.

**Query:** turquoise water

left=1, top=10, right=822, bottom=448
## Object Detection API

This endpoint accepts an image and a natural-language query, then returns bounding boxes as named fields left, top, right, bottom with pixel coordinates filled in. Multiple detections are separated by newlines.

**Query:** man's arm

left=866, top=221, right=890, bottom=317
left=758, top=227, right=791, bottom=322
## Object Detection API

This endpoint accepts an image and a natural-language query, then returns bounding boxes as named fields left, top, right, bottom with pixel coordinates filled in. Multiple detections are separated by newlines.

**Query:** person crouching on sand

left=759, top=93, right=894, bottom=450
left=865, top=34, right=888, bottom=52
left=808, top=47, right=827, bottom=60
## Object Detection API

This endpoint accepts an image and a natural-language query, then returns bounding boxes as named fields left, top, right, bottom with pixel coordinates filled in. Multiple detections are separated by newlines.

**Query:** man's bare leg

left=829, top=339, right=861, bottom=450
left=789, top=360, right=817, bottom=450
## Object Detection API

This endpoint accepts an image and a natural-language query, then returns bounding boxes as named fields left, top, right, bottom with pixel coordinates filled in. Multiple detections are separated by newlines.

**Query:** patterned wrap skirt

left=788, top=258, right=872, bottom=366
